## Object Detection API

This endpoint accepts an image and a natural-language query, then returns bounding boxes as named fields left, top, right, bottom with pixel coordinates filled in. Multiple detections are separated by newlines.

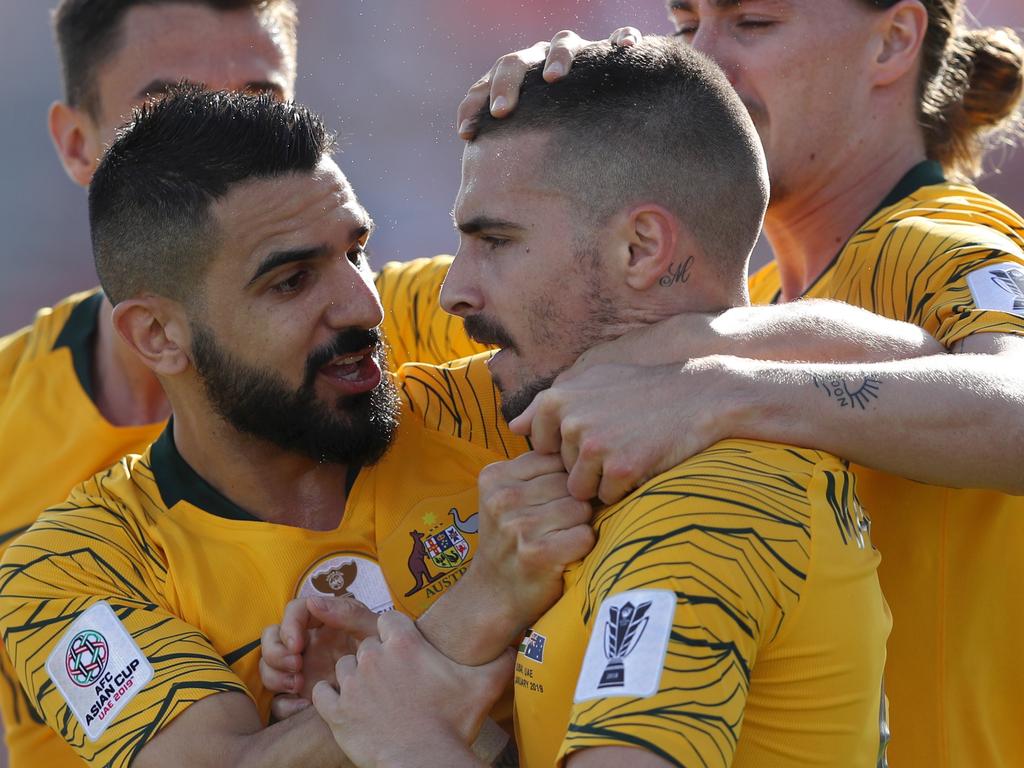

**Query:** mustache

left=303, top=327, right=383, bottom=388
left=463, top=315, right=517, bottom=351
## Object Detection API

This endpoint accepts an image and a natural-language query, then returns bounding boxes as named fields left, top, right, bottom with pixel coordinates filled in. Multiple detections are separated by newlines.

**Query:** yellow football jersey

left=748, top=162, right=1024, bottom=768
left=0, top=289, right=165, bottom=767
left=514, top=439, right=890, bottom=767
left=377, top=256, right=489, bottom=371
left=0, top=256, right=489, bottom=767
left=0, top=354, right=526, bottom=767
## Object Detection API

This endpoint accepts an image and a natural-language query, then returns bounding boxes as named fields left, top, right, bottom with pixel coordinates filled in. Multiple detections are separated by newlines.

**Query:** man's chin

left=498, top=375, right=557, bottom=424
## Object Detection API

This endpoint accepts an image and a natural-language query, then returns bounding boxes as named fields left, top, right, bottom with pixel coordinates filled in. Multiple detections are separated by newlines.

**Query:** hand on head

left=456, top=27, right=642, bottom=138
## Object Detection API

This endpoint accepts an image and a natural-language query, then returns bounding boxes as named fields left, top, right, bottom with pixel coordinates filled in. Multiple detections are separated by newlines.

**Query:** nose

left=324, top=258, right=385, bottom=331
left=688, top=26, right=739, bottom=86
left=439, top=252, right=484, bottom=319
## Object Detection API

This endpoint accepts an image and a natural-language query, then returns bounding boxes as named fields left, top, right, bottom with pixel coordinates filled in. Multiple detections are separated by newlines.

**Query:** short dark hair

left=89, top=86, right=335, bottom=305
left=52, top=0, right=298, bottom=117
left=472, top=37, right=768, bottom=283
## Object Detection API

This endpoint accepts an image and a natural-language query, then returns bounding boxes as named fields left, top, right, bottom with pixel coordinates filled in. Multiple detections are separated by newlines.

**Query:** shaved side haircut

left=89, top=86, right=334, bottom=306
left=472, top=37, right=769, bottom=283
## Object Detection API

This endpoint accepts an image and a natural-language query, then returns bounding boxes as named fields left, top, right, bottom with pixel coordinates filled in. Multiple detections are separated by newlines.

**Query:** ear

left=111, top=298, right=193, bottom=377
left=614, top=204, right=697, bottom=292
left=871, top=0, right=929, bottom=88
left=48, top=101, right=104, bottom=188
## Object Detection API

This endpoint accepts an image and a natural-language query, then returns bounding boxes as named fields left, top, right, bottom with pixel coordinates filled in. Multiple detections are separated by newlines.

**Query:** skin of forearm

left=137, top=701, right=350, bottom=768
left=232, top=707, right=353, bottom=768
left=416, top=566, right=524, bottom=666
left=708, top=300, right=944, bottom=363
left=721, top=353, right=1024, bottom=493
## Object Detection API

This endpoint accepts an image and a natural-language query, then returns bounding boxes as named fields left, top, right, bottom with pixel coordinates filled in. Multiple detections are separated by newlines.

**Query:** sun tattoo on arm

left=813, top=375, right=882, bottom=410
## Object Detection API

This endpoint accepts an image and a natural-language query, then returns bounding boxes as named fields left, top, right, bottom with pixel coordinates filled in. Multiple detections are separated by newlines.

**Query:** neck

left=763, top=138, right=927, bottom=302
left=94, top=296, right=171, bottom=426
left=170, top=404, right=350, bottom=530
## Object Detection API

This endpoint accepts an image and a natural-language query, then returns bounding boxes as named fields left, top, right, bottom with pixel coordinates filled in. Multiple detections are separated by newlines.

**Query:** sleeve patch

left=574, top=589, right=674, bottom=703
left=44, top=601, right=154, bottom=741
left=967, top=263, right=1024, bottom=317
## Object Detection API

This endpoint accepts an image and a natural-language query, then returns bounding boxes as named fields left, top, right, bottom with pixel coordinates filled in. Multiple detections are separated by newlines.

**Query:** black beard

left=190, top=323, right=399, bottom=466
left=497, top=372, right=557, bottom=423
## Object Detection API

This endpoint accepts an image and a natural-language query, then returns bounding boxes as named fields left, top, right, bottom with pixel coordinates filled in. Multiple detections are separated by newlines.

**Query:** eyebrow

left=455, top=215, right=526, bottom=235
left=135, top=78, right=285, bottom=101
left=247, top=223, right=373, bottom=286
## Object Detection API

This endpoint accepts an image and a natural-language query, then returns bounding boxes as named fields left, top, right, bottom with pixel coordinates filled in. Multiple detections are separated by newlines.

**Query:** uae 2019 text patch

left=574, top=589, right=675, bottom=702
left=45, top=601, right=154, bottom=741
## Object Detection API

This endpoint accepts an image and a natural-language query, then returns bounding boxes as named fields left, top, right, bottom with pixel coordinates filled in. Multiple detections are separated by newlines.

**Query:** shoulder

left=1, top=450, right=164, bottom=580
left=375, top=255, right=454, bottom=290
left=0, top=289, right=101, bottom=396
left=394, top=353, right=529, bottom=458
left=867, top=182, right=1024, bottom=261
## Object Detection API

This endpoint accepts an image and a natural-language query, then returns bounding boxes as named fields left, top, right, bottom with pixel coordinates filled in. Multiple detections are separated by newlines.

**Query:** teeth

left=333, top=354, right=364, bottom=366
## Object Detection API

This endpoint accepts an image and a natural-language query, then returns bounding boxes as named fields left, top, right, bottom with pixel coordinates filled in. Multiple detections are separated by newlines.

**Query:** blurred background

left=1, top=0, right=1022, bottom=335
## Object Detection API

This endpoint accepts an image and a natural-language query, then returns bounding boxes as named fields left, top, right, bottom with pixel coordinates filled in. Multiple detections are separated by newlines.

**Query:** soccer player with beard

left=306, top=39, right=891, bottom=768
left=0, top=3, right=483, bottom=763
left=0, top=90, right=577, bottom=767
left=456, top=4, right=1024, bottom=764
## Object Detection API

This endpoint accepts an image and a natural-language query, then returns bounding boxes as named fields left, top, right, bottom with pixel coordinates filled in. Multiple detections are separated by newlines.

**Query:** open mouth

left=318, top=346, right=382, bottom=395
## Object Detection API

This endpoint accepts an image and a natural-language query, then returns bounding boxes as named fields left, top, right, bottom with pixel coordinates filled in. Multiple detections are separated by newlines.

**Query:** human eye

left=735, top=16, right=777, bottom=32
left=480, top=235, right=511, bottom=251
left=346, top=243, right=368, bottom=265
left=272, top=269, right=310, bottom=295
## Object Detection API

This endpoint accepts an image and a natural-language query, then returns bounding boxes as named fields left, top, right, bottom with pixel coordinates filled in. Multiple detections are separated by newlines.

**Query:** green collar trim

left=151, top=422, right=361, bottom=523
left=150, top=424, right=262, bottom=521
left=52, top=292, right=104, bottom=403
left=870, top=160, right=945, bottom=219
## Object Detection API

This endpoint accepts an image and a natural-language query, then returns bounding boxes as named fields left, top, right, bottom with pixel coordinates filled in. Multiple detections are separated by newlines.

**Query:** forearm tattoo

left=659, top=254, right=694, bottom=287
left=813, top=374, right=882, bottom=410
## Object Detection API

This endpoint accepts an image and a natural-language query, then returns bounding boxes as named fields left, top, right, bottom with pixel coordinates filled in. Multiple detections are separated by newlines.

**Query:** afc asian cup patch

left=967, top=263, right=1024, bottom=317
left=45, top=601, right=154, bottom=741
left=574, top=589, right=675, bottom=703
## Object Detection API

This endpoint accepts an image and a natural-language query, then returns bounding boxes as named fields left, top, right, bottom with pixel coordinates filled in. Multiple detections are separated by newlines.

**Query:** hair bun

left=957, top=27, right=1024, bottom=129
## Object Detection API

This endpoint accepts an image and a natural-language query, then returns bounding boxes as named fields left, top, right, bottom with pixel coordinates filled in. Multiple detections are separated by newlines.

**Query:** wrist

left=685, top=355, right=761, bottom=443
left=418, top=564, right=524, bottom=665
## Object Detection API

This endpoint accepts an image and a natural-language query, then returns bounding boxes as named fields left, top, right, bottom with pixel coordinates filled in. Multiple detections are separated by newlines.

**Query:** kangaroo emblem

left=405, top=530, right=441, bottom=597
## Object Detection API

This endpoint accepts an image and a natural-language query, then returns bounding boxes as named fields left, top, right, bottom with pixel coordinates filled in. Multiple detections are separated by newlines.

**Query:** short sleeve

left=375, top=256, right=490, bottom=368
left=558, top=463, right=810, bottom=766
left=0, top=503, right=248, bottom=767
left=878, top=217, right=1024, bottom=348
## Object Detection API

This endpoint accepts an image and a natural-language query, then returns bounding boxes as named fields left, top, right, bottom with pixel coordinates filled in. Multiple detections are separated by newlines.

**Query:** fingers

left=376, top=610, right=416, bottom=645
left=517, top=391, right=563, bottom=455
left=540, top=520, right=597, bottom=566
left=311, top=679, right=340, bottom=718
left=456, top=77, right=491, bottom=139
left=598, top=465, right=643, bottom=506
left=280, top=598, right=314, bottom=654
left=259, top=654, right=301, bottom=696
left=489, top=41, right=550, bottom=117
left=507, top=396, right=537, bottom=436
left=566, top=449, right=602, bottom=502
left=609, top=27, right=642, bottom=47
left=306, top=596, right=380, bottom=641
left=543, top=30, right=586, bottom=81
left=271, top=694, right=310, bottom=721
left=261, top=622, right=302, bottom=678
left=480, top=451, right=565, bottom=487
